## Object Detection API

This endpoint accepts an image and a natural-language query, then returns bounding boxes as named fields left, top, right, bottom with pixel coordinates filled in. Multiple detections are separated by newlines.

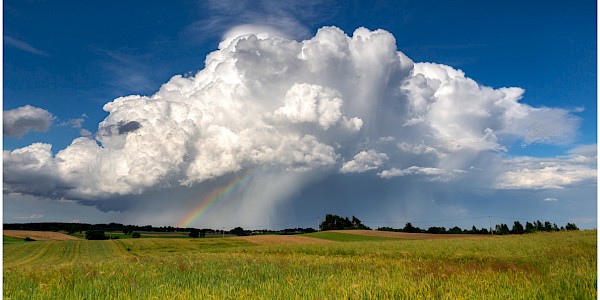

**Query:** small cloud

left=340, top=150, right=388, bottom=173
left=59, top=114, right=93, bottom=137
left=79, top=129, right=92, bottom=137
left=570, top=106, right=585, bottom=113
left=58, top=199, right=79, bottom=203
left=378, top=166, right=465, bottom=182
left=4, top=36, right=49, bottom=57
left=3, top=105, right=54, bottom=137
left=60, top=114, right=88, bottom=129
left=543, top=197, right=558, bottom=202
left=377, top=136, right=396, bottom=144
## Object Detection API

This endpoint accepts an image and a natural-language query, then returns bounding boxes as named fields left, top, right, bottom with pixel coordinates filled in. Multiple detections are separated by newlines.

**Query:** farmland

left=3, top=230, right=80, bottom=241
left=3, top=230, right=596, bottom=299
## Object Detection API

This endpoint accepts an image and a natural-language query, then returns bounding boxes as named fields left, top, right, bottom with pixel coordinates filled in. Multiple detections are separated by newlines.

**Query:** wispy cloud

left=14, top=213, right=45, bottom=220
left=4, top=36, right=49, bottom=57
left=98, top=49, right=164, bottom=95
left=185, top=0, right=333, bottom=44
left=59, top=114, right=88, bottom=129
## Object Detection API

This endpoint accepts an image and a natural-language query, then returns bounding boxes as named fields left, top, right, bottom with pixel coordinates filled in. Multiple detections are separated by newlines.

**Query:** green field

left=303, top=231, right=395, bottom=242
left=3, top=236, right=27, bottom=244
left=3, top=230, right=596, bottom=299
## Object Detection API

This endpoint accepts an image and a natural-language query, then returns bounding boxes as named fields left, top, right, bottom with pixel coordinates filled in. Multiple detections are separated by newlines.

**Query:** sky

left=3, top=0, right=597, bottom=230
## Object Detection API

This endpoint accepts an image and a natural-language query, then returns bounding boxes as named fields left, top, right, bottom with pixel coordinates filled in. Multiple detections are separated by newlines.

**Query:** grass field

left=303, top=231, right=396, bottom=242
left=3, top=236, right=27, bottom=244
left=3, top=230, right=596, bottom=299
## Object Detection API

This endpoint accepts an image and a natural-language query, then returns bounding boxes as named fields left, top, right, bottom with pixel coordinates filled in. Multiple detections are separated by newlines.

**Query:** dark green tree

left=511, top=221, right=524, bottom=234
left=351, top=216, right=371, bottom=230
left=189, top=229, right=200, bottom=238
left=403, top=222, right=421, bottom=233
left=543, top=221, right=553, bottom=232
left=230, top=227, right=247, bottom=236
left=495, top=224, right=510, bottom=235
left=131, top=232, right=141, bottom=238
left=426, top=226, right=446, bottom=234
left=448, top=226, right=462, bottom=234
left=320, top=214, right=353, bottom=230
left=565, top=223, right=579, bottom=231
left=535, top=220, right=543, bottom=231
left=525, top=222, right=536, bottom=233
left=85, top=230, right=108, bottom=240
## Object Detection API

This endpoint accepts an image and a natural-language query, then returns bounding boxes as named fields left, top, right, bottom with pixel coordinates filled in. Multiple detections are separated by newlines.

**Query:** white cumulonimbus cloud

left=3, top=105, right=54, bottom=137
left=3, top=26, right=595, bottom=213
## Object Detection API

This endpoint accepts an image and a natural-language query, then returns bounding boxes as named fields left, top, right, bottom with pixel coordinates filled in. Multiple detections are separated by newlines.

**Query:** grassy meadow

left=3, top=230, right=596, bottom=299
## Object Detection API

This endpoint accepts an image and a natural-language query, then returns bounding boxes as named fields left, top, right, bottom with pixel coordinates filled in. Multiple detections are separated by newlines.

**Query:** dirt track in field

left=3, top=230, right=81, bottom=241
left=331, top=230, right=491, bottom=240
left=236, top=235, right=333, bottom=245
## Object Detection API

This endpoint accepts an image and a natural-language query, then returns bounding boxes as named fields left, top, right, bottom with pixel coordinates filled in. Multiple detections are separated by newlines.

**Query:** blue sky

left=3, top=1, right=597, bottom=229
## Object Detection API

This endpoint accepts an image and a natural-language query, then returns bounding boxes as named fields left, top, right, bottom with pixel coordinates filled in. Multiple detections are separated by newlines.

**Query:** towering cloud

left=3, top=27, right=594, bottom=222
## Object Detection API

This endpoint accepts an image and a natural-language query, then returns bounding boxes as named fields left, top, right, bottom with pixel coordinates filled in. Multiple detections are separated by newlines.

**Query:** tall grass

left=4, top=231, right=596, bottom=299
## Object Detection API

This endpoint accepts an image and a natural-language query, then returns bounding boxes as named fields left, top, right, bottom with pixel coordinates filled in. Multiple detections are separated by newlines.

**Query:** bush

left=230, top=227, right=248, bottom=236
left=565, top=223, right=579, bottom=231
left=85, top=230, right=108, bottom=240
left=131, top=232, right=141, bottom=238
left=189, top=229, right=200, bottom=238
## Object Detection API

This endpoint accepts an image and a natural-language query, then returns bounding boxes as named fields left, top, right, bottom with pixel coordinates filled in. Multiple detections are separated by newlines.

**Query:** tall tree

left=525, top=222, right=536, bottom=233
left=535, top=220, right=544, bottom=231
left=511, top=221, right=524, bottom=234
left=495, top=223, right=510, bottom=235
left=403, top=222, right=420, bottom=233
left=543, top=221, right=553, bottom=232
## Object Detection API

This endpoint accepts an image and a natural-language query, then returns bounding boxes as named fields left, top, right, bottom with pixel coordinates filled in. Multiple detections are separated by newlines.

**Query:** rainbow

left=178, top=169, right=257, bottom=228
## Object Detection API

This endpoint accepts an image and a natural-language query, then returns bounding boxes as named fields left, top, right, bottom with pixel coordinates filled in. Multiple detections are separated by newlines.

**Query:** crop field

left=3, top=230, right=596, bottom=299
left=3, top=230, right=81, bottom=241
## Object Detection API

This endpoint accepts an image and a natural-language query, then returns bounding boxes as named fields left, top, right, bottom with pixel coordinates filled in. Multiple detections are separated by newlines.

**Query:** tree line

left=3, top=222, right=197, bottom=234
left=377, top=220, right=579, bottom=235
left=319, top=214, right=371, bottom=230
left=6, top=217, right=580, bottom=239
left=4, top=222, right=318, bottom=239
